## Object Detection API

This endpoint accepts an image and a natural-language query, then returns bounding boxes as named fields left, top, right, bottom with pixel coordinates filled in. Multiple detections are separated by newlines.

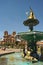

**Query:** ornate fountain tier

left=23, top=19, right=39, bottom=26
left=23, top=8, right=39, bottom=31
left=18, top=31, right=43, bottom=42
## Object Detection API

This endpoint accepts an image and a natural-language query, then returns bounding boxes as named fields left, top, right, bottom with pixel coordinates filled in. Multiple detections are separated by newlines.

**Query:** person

left=23, top=47, right=26, bottom=57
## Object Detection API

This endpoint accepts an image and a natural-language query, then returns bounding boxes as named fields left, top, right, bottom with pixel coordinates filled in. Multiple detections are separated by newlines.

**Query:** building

left=0, top=31, right=27, bottom=48
left=1, top=31, right=16, bottom=46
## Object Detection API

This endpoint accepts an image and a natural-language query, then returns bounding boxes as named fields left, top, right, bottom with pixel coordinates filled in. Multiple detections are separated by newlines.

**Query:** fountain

left=18, top=8, right=43, bottom=60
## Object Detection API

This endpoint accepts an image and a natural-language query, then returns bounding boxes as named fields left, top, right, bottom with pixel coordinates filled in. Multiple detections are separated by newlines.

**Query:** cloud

left=26, top=11, right=29, bottom=15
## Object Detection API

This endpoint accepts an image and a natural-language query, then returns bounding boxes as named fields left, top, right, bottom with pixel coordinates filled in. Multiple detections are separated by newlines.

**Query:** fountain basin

left=18, top=31, right=43, bottom=42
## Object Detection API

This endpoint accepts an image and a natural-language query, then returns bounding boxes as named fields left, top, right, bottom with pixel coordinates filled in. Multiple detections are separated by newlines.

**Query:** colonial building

left=1, top=31, right=16, bottom=46
left=0, top=31, right=27, bottom=48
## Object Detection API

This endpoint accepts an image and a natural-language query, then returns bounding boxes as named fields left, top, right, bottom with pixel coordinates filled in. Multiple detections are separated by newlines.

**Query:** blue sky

left=0, top=0, right=43, bottom=38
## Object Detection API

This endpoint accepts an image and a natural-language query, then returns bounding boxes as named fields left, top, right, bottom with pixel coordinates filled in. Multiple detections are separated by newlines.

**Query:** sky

left=0, top=0, right=43, bottom=38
